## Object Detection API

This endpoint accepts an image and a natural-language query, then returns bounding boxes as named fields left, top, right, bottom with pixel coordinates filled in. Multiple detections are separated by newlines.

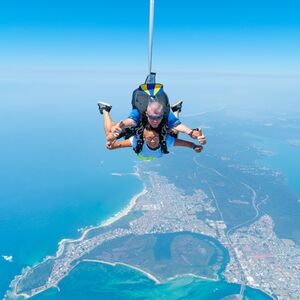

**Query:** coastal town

left=224, top=215, right=300, bottom=299
left=7, top=170, right=300, bottom=300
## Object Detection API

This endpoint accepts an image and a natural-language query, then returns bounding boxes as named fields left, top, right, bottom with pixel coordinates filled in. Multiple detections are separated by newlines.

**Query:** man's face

left=143, top=130, right=160, bottom=149
left=146, top=113, right=163, bottom=128
left=146, top=104, right=163, bottom=128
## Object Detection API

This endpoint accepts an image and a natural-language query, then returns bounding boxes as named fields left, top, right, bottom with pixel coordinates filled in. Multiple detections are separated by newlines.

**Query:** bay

left=256, top=136, right=300, bottom=197
left=30, top=262, right=272, bottom=300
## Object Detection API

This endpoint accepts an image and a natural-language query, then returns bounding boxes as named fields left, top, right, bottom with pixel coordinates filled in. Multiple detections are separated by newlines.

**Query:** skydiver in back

left=108, top=100, right=206, bottom=147
left=98, top=102, right=203, bottom=160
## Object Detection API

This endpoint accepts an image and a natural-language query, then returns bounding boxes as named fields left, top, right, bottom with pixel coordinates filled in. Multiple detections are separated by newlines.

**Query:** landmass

left=7, top=169, right=226, bottom=298
left=6, top=167, right=300, bottom=300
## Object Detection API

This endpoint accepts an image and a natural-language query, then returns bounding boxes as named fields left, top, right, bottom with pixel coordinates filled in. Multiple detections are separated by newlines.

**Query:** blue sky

left=1, top=0, right=300, bottom=75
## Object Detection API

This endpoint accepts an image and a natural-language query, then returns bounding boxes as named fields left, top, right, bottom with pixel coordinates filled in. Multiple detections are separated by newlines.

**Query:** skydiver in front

left=98, top=102, right=203, bottom=160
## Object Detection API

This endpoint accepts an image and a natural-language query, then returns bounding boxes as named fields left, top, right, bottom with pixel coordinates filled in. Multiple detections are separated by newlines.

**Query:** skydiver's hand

left=197, top=134, right=206, bottom=145
left=111, top=121, right=124, bottom=138
left=111, top=125, right=122, bottom=137
left=106, top=140, right=116, bottom=149
left=193, top=144, right=203, bottom=153
left=106, top=132, right=117, bottom=143
left=190, top=128, right=206, bottom=145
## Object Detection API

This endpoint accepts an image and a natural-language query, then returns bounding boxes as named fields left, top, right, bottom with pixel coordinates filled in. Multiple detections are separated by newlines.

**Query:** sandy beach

left=83, top=259, right=161, bottom=284
left=100, top=187, right=147, bottom=227
left=55, top=185, right=147, bottom=256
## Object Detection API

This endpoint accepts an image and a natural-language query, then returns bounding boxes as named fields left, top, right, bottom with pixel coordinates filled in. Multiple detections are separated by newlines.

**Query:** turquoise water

left=31, top=262, right=271, bottom=300
left=0, top=81, right=142, bottom=298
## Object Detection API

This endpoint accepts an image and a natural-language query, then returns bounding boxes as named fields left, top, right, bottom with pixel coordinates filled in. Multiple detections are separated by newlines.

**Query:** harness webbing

left=133, top=115, right=169, bottom=155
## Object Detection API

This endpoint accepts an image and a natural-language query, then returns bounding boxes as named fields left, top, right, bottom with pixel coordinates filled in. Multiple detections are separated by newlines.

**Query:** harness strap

left=132, top=115, right=170, bottom=155
left=133, top=122, right=145, bottom=154
left=134, top=139, right=144, bottom=154
left=159, top=123, right=169, bottom=154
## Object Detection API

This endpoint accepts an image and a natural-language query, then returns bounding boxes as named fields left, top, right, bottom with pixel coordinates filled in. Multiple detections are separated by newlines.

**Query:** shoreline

left=55, top=185, right=147, bottom=255
left=10, top=174, right=147, bottom=299
left=82, top=259, right=161, bottom=284
left=100, top=187, right=147, bottom=227
left=56, top=166, right=142, bottom=248
left=166, top=273, right=218, bottom=283
left=80, top=259, right=273, bottom=300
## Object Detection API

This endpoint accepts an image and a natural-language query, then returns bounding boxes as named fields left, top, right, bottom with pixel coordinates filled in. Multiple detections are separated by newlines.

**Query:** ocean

left=0, top=78, right=142, bottom=298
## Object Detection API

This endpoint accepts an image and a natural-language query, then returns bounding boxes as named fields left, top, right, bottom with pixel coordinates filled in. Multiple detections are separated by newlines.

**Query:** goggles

left=146, top=114, right=164, bottom=120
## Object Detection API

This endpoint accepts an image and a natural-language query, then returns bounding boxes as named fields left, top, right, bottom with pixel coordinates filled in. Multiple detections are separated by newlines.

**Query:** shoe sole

left=171, top=101, right=183, bottom=112
left=97, top=101, right=112, bottom=113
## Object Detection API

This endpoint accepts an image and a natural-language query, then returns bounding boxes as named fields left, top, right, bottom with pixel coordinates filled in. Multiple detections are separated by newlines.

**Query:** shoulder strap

left=159, top=120, right=169, bottom=154
left=132, top=122, right=145, bottom=154
left=132, top=115, right=170, bottom=155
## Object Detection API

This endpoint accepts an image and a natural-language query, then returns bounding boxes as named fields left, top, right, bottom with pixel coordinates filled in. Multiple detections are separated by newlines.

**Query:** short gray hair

left=146, top=101, right=164, bottom=115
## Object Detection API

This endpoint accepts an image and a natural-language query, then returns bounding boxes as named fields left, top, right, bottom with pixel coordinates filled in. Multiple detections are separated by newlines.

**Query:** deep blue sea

left=2, top=75, right=298, bottom=299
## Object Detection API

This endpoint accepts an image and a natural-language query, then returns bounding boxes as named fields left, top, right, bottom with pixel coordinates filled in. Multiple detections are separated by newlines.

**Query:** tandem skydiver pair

left=97, top=75, right=206, bottom=160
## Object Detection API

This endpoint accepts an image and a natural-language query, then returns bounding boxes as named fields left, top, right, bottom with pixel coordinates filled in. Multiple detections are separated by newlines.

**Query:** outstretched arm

left=174, top=138, right=203, bottom=153
left=106, top=139, right=132, bottom=150
left=110, top=118, right=137, bottom=138
left=173, top=125, right=206, bottom=145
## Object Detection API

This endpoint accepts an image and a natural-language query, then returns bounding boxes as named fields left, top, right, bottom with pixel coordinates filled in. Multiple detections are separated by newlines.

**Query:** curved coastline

left=41, top=260, right=274, bottom=300
left=82, top=259, right=161, bottom=284
left=9, top=182, right=147, bottom=299
left=57, top=186, right=146, bottom=256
